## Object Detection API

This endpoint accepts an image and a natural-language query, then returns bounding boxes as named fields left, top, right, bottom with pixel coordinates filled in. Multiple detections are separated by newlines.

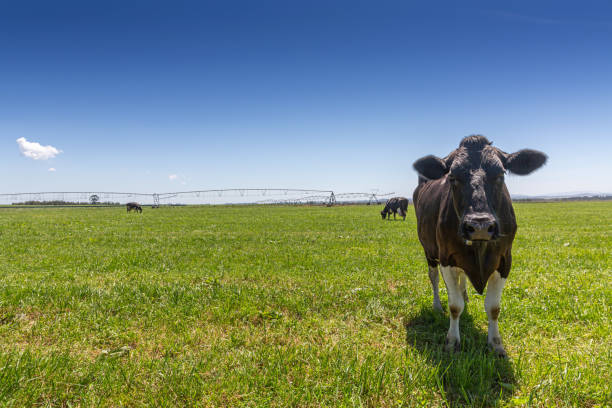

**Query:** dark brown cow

left=381, top=197, right=409, bottom=220
left=412, top=135, right=546, bottom=357
left=126, top=202, right=142, bottom=213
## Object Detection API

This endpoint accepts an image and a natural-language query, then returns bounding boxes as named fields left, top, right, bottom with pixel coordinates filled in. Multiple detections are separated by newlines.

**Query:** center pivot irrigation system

left=0, top=189, right=395, bottom=207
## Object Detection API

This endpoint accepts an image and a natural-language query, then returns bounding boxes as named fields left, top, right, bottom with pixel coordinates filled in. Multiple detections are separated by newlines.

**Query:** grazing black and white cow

left=381, top=197, right=409, bottom=220
left=126, top=202, right=143, bottom=213
left=412, top=135, right=546, bottom=357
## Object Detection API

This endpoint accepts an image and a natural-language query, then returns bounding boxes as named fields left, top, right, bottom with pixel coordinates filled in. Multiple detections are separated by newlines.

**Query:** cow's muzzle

left=461, top=213, right=498, bottom=242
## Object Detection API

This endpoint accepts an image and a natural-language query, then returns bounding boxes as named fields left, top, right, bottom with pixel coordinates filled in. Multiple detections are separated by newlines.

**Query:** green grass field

left=0, top=202, right=609, bottom=407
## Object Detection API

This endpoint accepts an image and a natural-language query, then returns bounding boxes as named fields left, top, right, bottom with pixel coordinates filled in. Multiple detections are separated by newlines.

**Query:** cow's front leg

left=485, top=271, right=507, bottom=357
left=441, top=266, right=465, bottom=352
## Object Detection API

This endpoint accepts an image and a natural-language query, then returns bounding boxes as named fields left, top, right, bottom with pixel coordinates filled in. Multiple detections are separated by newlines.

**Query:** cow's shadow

left=403, top=305, right=516, bottom=407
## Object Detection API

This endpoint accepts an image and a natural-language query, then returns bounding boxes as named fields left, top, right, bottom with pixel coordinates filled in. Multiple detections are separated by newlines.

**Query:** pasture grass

left=0, top=202, right=609, bottom=407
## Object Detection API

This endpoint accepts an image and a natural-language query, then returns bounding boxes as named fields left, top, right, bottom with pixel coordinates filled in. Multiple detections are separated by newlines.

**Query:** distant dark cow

left=126, top=202, right=142, bottom=213
left=381, top=197, right=409, bottom=220
left=412, top=135, right=546, bottom=357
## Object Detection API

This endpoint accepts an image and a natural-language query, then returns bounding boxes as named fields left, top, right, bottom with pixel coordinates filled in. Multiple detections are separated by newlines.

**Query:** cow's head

left=380, top=209, right=388, bottom=219
left=413, top=135, right=547, bottom=242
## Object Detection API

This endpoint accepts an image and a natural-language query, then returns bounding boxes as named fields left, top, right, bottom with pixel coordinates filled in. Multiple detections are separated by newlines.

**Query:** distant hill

left=338, top=192, right=612, bottom=205
left=512, top=192, right=612, bottom=201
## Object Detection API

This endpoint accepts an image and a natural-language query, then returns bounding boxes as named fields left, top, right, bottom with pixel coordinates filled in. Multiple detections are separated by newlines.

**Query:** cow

left=126, top=202, right=143, bottom=213
left=412, top=135, right=546, bottom=357
left=381, top=197, right=409, bottom=220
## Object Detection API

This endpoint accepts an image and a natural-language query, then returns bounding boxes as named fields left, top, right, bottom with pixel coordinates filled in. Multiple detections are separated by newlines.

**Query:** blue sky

left=2, top=0, right=611, bottom=198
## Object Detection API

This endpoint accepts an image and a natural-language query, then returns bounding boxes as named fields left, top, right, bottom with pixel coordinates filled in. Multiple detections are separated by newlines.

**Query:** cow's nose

left=462, top=214, right=497, bottom=241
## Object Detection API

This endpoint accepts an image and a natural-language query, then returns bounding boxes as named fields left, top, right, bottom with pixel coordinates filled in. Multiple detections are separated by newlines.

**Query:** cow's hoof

left=444, top=336, right=460, bottom=353
left=488, top=338, right=507, bottom=358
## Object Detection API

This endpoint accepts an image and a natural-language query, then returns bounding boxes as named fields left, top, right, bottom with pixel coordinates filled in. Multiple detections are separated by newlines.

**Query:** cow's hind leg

left=485, top=271, right=507, bottom=357
left=459, top=274, right=469, bottom=303
left=441, top=266, right=465, bottom=352
left=428, top=260, right=443, bottom=312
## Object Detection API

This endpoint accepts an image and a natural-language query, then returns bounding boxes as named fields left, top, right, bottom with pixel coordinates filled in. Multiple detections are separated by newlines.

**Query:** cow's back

left=385, top=197, right=398, bottom=208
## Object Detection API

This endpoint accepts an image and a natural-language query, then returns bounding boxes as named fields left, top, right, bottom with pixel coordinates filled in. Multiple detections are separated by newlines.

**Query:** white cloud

left=48, top=167, right=56, bottom=172
left=169, top=174, right=188, bottom=185
left=16, top=137, right=62, bottom=160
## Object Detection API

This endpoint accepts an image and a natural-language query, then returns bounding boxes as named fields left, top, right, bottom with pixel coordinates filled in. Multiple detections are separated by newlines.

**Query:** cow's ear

left=505, top=149, right=548, bottom=175
left=413, top=155, right=448, bottom=180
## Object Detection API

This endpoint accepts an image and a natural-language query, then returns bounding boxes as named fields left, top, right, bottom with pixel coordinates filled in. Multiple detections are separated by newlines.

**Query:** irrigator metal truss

left=0, top=189, right=396, bottom=207
left=255, top=192, right=395, bottom=205
left=0, top=191, right=154, bottom=205
left=0, top=189, right=397, bottom=206
left=153, top=189, right=336, bottom=206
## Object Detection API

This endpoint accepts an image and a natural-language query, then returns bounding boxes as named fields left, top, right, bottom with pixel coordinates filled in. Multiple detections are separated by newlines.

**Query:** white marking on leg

left=441, top=266, right=465, bottom=351
left=428, top=266, right=443, bottom=311
left=485, top=271, right=507, bottom=357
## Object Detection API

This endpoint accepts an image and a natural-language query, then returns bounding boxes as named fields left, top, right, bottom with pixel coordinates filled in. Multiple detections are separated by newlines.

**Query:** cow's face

left=381, top=210, right=387, bottom=219
left=413, top=135, right=547, bottom=242
left=447, top=144, right=507, bottom=241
